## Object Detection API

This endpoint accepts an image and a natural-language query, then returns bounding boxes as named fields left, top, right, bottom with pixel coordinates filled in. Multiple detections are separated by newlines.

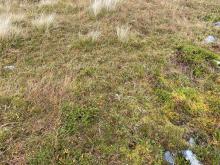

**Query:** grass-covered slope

left=0, top=0, right=220, bottom=164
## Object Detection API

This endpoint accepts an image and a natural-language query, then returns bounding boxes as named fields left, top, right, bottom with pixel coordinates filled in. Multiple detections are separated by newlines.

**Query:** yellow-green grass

left=0, top=0, right=220, bottom=164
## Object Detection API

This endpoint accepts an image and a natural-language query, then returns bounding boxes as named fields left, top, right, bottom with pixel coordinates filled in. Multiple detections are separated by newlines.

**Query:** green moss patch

left=176, top=44, right=219, bottom=77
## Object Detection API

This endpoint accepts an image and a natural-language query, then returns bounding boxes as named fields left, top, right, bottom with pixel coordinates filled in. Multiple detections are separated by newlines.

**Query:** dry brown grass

left=25, top=74, right=73, bottom=110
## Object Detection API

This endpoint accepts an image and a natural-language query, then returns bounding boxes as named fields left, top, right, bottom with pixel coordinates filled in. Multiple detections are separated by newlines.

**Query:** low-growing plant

left=60, top=103, right=99, bottom=135
left=28, top=134, right=56, bottom=164
left=71, top=31, right=101, bottom=51
left=0, top=128, right=10, bottom=146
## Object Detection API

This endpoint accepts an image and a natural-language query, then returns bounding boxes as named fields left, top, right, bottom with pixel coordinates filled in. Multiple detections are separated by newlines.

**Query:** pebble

left=204, top=35, right=217, bottom=44
left=3, top=65, right=15, bottom=70
left=214, top=22, right=220, bottom=27
left=164, top=151, right=175, bottom=165
left=182, top=150, right=202, bottom=165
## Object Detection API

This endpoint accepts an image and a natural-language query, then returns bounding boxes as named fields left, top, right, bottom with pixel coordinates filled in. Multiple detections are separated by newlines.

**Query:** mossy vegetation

left=202, top=14, right=220, bottom=23
left=60, top=103, right=100, bottom=135
left=176, top=44, right=220, bottom=77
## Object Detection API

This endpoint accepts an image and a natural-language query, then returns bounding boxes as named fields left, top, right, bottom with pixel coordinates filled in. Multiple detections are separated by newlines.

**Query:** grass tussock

left=90, top=0, right=120, bottom=16
left=116, top=25, right=130, bottom=42
left=0, top=15, right=20, bottom=39
left=32, top=13, right=56, bottom=30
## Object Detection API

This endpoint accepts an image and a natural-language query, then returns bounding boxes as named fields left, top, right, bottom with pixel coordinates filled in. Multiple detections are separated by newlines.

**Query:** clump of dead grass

left=25, top=75, right=72, bottom=110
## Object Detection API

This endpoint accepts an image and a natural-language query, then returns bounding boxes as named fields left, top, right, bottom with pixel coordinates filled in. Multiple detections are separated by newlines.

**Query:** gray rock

left=204, top=35, right=217, bottom=44
left=164, top=151, right=175, bottom=165
left=214, top=22, right=220, bottom=27
left=182, top=150, right=202, bottom=165
left=3, top=65, right=15, bottom=70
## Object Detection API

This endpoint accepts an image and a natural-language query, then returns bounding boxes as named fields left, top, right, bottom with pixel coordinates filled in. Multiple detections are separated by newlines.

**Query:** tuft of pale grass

left=87, top=30, right=101, bottom=42
left=32, top=13, right=56, bottom=30
left=90, top=0, right=120, bottom=16
left=39, top=0, right=59, bottom=6
left=103, top=0, right=119, bottom=10
left=0, top=15, right=20, bottom=39
left=116, top=25, right=130, bottom=42
left=0, top=19, right=13, bottom=38
left=91, top=0, right=103, bottom=16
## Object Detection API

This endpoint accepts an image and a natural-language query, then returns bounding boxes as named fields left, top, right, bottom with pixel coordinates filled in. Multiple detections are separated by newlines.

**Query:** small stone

left=3, top=65, right=15, bottom=70
left=189, top=137, right=195, bottom=147
left=182, top=150, right=202, bottom=165
left=214, top=22, right=220, bottom=27
left=164, top=151, right=175, bottom=165
left=204, top=35, right=217, bottom=44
